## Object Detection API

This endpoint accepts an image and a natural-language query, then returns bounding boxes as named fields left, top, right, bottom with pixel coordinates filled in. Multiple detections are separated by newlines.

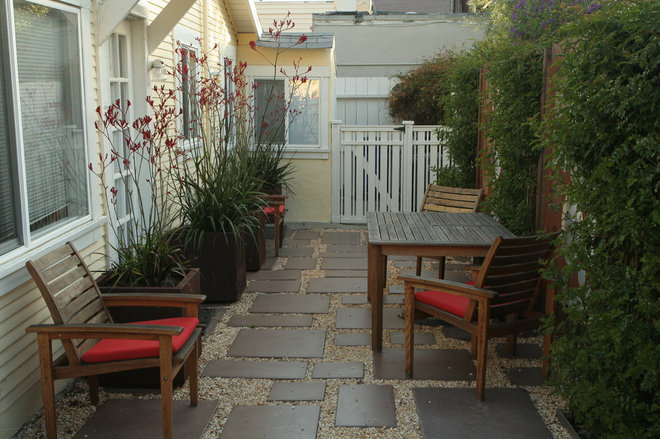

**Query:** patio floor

left=19, top=227, right=570, bottom=439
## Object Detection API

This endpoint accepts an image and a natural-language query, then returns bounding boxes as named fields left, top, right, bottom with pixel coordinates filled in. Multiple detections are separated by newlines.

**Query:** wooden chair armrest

left=398, top=275, right=497, bottom=299
left=26, top=323, right=182, bottom=339
left=101, top=293, right=206, bottom=308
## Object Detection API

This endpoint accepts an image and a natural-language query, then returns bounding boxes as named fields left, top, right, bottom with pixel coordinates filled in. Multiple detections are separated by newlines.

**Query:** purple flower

left=586, top=2, right=602, bottom=14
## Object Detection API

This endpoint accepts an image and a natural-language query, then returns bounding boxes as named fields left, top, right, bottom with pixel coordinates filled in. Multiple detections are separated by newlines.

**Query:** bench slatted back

left=420, top=184, right=483, bottom=213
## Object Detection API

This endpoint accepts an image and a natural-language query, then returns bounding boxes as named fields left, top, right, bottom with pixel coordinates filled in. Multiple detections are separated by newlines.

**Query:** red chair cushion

left=81, top=317, right=199, bottom=363
left=264, top=205, right=284, bottom=215
left=414, top=281, right=475, bottom=317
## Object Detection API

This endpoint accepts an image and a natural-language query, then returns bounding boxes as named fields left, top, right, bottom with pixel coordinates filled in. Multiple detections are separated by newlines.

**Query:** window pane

left=0, top=26, right=19, bottom=253
left=14, top=1, right=88, bottom=237
left=181, top=48, right=199, bottom=142
left=289, top=79, right=319, bottom=145
left=254, top=79, right=285, bottom=144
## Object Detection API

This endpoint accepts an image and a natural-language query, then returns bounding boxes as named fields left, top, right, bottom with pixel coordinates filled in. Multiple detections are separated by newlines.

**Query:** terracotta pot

left=246, top=211, right=266, bottom=271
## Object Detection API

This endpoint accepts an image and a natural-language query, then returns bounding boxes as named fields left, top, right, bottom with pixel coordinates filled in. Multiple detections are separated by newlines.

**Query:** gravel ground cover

left=14, top=228, right=571, bottom=439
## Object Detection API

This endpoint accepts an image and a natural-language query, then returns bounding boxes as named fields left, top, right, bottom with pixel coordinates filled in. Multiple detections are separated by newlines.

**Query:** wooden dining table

left=367, top=211, right=516, bottom=351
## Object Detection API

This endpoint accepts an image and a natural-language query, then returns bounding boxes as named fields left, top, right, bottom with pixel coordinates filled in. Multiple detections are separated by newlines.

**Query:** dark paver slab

left=202, top=360, right=307, bottom=379
left=247, top=270, right=303, bottom=281
left=323, top=231, right=361, bottom=245
left=73, top=399, right=217, bottom=439
left=496, top=343, right=543, bottom=359
left=334, top=332, right=371, bottom=346
left=336, top=307, right=404, bottom=329
left=336, top=384, right=396, bottom=427
left=384, top=295, right=404, bottom=304
left=226, top=314, right=313, bottom=327
left=323, top=244, right=366, bottom=254
left=324, top=270, right=367, bottom=278
left=414, top=388, right=552, bottom=439
left=390, top=331, right=435, bottom=345
left=246, top=280, right=301, bottom=293
left=387, top=284, right=404, bottom=294
left=200, top=306, right=226, bottom=335
left=312, top=362, right=364, bottom=379
left=506, top=367, right=545, bottom=386
left=284, top=257, right=317, bottom=270
left=228, top=329, right=326, bottom=358
left=307, top=277, right=367, bottom=293
left=321, top=258, right=367, bottom=270
left=250, top=294, right=330, bottom=314
left=373, top=348, right=475, bottom=380
left=279, top=246, right=315, bottom=257
left=341, top=294, right=368, bottom=305
left=221, top=405, right=320, bottom=439
left=293, top=230, right=321, bottom=240
left=322, top=252, right=366, bottom=258
left=268, top=382, right=326, bottom=401
left=443, top=326, right=472, bottom=340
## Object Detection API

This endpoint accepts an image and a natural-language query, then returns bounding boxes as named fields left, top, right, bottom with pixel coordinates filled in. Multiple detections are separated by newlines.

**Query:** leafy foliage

left=541, top=1, right=660, bottom=436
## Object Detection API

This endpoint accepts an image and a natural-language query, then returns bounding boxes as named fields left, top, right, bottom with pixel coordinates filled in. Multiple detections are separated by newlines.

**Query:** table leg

left=542, top=284, right=556, bottom=380
left=369, top=244, right=385, bottom=351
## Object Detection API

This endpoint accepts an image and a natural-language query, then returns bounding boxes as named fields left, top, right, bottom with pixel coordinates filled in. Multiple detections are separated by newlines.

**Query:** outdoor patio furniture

left=263, top=194, right=287, bottom=256
left=400, top=234, right=557, bottom=400
left=367, top=211, right=515, bottom=351
left=24, top=242, right=205, bottom=439
left=416, top=185, right=484, bottom=278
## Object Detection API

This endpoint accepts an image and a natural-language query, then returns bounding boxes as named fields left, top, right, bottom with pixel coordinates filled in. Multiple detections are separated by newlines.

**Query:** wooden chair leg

left=505, top=314, right=518, bottom=357
left=475, top=299, right=490, bottom=401
left=437, top=256, right=445, bottom=279
left=87, top=375, right=99, bottom=405
left=415, top=257, right=422, bottom=276
left=187, top=341, right=199, bottom=407
left=37, top=335, right=57, bottom=439
left=404, top=284, right=415, bottom=378
left=470, top=335, right=478, bottom=358
left=160, top=337, right=174, bottom=439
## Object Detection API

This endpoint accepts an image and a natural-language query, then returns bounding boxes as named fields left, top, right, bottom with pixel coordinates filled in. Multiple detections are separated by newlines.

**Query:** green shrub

left=543, top=1, right=660, bottom=437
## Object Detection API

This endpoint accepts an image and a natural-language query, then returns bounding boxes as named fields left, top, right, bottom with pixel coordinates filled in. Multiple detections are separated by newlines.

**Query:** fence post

left=401, top=120, right=415, bottom=211
left=331, top=120, right=342, bottom=223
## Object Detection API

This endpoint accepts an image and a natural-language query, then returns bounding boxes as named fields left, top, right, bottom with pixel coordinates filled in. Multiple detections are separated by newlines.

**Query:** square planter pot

left=246, top=211, right=266, bottom=271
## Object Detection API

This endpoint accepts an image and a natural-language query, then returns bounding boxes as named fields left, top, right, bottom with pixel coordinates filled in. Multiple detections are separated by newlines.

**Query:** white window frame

left=0, top=0, right=102, bottom=293
left=173, top=26, right=202, bottom=157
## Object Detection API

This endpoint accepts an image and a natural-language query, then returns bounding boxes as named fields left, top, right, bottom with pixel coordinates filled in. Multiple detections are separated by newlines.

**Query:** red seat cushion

left=264, top=205, right=284, bottom=215
left=414, top=281, right=475, bottom=317
left=81, top=317, right=199, bottom=363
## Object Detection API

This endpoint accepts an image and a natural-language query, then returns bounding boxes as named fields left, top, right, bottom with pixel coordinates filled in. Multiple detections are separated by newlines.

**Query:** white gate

left=331, top=121, right=451, bottom=223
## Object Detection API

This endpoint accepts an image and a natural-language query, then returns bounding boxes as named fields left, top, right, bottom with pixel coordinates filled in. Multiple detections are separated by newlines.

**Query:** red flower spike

left=249, top=41, right=257, bottom=50
left=297, top=34, right=307, bottom=44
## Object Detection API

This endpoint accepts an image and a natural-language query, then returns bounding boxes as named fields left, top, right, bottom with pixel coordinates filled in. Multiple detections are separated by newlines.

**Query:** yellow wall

left=286, top=159, right=332, bottom=222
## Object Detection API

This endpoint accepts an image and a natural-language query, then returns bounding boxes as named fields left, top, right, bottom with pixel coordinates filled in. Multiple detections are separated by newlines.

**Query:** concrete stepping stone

left=221, top=405, right=320, bottom=439
left=293, top=230, right=321, bottom=240
left=250, top=294, right=330, bottom=314
left=226, top=315, right=313, bottom=327
left=321, top=258, right=367, bottom=270
left=414, top=388, right=552, bottom=439
left=279, top=246, right=315, bottom=257
left=341, top=294, right=368, bottom=305
left=323, top=231, right=361, bottom=245
left=281, top=239, right=312, bottom=248
left=228, top=329, right=326, bottom=358
left=373, top=348, right=476, bottom=380
left=247, top=270, right=303, bottom=281
left=246, top=280, right=300, bottom=293
left=384, top=295, right=404, bottom=304
left=334, top=332, right=371, bottom=346
left=72, top=399, right=217, bottom=439
left=202, top=360, right=307, bottom=379
left=322, top=244, right=366, bottom=254
left=312, top=362, right=364, bottom=379
left=336, top=384, right=396, bottom=427
left=336, top=307, right=405, bottom=329
left=322, top=252, right=366, bottom=258
left=388, top=284, right=404, bottom=294
left=496, top=343, right=543, bottom=359
left=283, top=257, right=317, bottom=270
left=324, top=270, right=367, bottom=278
left=389, top=331, right=435, bottom=345
left=307, top=277, right=367, bottom=293
left=506, top=367, right=545, bottom=386
left=268, top=382, right=326, bottom=401
left=443, top=326, right=471, bottom=340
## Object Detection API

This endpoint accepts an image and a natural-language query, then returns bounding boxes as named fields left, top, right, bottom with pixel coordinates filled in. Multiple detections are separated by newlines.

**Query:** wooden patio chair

left=416, top=184, right=484, bottom=278
left=401, top=233, right=557, bottom=400
left=24, top=242, right=205, bottom=439
left=263, top=194, right=287, bottom=257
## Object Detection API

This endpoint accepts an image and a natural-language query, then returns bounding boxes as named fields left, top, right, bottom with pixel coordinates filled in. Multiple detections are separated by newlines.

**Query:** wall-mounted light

left=149, top=59, right=168, bottom=82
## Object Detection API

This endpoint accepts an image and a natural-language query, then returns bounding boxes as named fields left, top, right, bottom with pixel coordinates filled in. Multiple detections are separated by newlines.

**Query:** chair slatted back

left=26, top=242, right=112, bottom=365
left=420, top=184, right=484, bottom=213
left=474, top=234, right=556, bottom=318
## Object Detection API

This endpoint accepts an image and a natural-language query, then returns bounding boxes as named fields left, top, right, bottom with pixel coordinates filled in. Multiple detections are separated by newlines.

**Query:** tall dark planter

left=190, top=231, right=246, bottom=302
left=246, top=211, right=266, bottom=271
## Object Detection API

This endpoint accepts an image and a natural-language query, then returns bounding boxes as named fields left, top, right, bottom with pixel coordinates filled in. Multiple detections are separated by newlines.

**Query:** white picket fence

left=331, top=121, right=451, bottom=223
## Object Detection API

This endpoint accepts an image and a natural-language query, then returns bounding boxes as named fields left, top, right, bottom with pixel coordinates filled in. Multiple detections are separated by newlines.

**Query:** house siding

left=255, top=0, right=334, bottom=32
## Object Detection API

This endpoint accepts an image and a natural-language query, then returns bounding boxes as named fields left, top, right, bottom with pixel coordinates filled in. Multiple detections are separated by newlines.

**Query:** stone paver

left=221, top=405, right=320, bottom=439
left=324, top=270, right=367, bottom=278
left=384, top=295, right=404, bottom=304
left=312, top=362, right=364, bottom=379
left=202, top=360, right=307, bottom=379
left=373, top=348, right=476, bottom=380
left=341, top=294, right=368, bottom=305
left=414, top=388, right=552, bottom=439
left=387, top=284, right=404, bottom=294
left=293, top=230, right=321, bottom=240
left=226, top=314, right=313, bottom=327
left=250, top=294, right=330, bottom=314
left=389, top=331, right=435, bottom=345
left=268, top=382, right=326, bottom=401
left=283, top=257, right=317, bottom=270
left=321, top=258, right=367, bottom=270
left=322, top=244, right=366, bottom=253
left=443, top=326, right=472, bottom=340
left=496, top=343, right=543, bottom=359
left=307, top=277, right=367, bottom=293
left=322, top=231, right=361, bottom=245
left=247, top=270, right=303, bottom=280
left=336, top=384, right=396, bottom=427
left=333, top=332, right=371, bottom=346
left=506, top=367, right=545, bottom=386
left=245, top=280, right=301, bottom=293
left=278, top=246, right=315, bottom=257
left=228, top=329, right=326, bottom=358
left=336, top=307, right=405, bottom=329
